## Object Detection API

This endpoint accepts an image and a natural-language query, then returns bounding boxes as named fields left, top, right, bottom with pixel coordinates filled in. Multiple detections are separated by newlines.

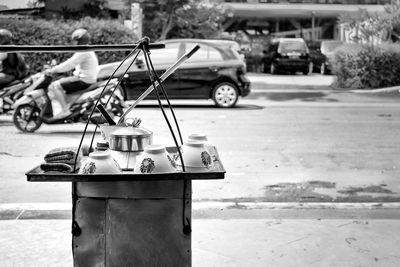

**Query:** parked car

left=261, top=38, right=312, bottom=75
left=98, top=39, right=251, bottom=108
left=309, top=40, right=344, bottom=75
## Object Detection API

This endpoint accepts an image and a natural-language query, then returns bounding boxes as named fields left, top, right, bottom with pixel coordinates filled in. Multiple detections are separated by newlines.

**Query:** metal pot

left=109, top=127, right=153, bottom=152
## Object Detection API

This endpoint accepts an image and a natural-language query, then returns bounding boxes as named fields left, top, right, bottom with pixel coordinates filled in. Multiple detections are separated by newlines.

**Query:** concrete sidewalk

left=247, top=72, right=336, bottom=90
left=1, top=203, right=400, bottom=267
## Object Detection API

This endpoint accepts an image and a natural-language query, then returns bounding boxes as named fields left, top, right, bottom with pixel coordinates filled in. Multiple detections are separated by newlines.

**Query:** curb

left=2, top=202, right=400, bottom=211
left=350, top=86, right=400, bottom=94
left=2, top=202, right=400, bottom=220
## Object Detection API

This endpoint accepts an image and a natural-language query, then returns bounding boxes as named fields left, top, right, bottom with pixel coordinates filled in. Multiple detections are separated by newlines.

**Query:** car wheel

left=320, top=63, right=326, bottom=75
left=212, top=82, right=239, bottom=108
left=270, top=63, right=277, bottom=75
left=303, top=62, right=312, bottom=75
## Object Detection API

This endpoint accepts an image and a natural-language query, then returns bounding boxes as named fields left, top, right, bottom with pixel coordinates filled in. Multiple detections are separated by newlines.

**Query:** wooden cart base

left=73, top=180, right=191, bottom=267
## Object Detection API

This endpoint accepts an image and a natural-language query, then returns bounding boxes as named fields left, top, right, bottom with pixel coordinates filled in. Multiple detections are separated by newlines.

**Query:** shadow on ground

left=203, top=180, right=400, bottom=203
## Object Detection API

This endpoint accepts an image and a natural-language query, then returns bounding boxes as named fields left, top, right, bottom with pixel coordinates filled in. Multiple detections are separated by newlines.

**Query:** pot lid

left=110, top=127, right=152, bottom=138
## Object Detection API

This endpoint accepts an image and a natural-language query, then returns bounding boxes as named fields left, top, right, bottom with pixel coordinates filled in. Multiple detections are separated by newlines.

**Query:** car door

left=124, top=42, right=180, bottom=100
left=178, top=42, right=223, bottom=98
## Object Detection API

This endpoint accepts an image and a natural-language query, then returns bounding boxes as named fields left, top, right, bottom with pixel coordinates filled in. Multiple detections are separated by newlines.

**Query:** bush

left=332, top=42, right=400, bottom=89
left=0, top=17, right=138, bottom=73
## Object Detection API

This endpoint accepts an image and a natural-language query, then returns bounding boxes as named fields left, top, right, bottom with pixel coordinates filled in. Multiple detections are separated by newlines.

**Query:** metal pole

left=311, top=11, right=315, bottom=41
left=0, top=43, right=165, bottom=53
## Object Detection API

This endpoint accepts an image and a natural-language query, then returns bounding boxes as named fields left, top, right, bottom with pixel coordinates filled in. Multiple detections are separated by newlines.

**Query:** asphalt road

left=1, top=76, right=400, bottom=204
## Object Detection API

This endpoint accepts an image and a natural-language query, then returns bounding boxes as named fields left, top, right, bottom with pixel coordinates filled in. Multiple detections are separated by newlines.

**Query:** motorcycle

left=0, top=77, right=31, bottom=114
left=12, top=71, right=126, bottom=133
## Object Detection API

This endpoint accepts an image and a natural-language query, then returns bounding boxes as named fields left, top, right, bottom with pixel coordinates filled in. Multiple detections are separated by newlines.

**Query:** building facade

left=223, top=0, right=386, bottom=40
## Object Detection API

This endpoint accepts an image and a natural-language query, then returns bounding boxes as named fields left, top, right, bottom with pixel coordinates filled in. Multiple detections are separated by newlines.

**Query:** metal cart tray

left=26, top=146, right=225, bottom=182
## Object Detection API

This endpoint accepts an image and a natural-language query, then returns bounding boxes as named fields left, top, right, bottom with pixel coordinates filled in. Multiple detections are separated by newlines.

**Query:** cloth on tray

left=41, top=146, right=82, bottom=173
left=44, top=146, right=81, bottom=165
left=40, top=162, right=75, bottom=173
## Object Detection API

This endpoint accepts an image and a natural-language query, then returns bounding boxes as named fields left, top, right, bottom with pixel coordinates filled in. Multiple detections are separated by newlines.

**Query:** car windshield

left=321, top=41, right=343, bottom=54
left=185, top=42, right=238, bottom=62
left=279, top=40, right=307, bottom=53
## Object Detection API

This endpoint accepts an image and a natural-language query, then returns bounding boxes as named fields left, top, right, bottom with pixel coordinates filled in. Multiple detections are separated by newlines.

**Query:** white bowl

left=79, top=151, right=121, bottom=174
left=133, top=145, right=177, bottom=174
left=177, top=141, right=214, bottom=171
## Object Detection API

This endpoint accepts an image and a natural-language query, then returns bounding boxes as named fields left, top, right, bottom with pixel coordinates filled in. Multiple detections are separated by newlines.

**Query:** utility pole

left=311, top=11, right=315, bottom=41
left=131, top=2, right=143, bottom=39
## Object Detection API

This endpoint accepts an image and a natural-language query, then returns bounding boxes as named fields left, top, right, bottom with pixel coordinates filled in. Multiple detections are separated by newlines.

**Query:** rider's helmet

left=71, top=28, right=90, bottom=45
left=0, top=29, right=13, bottom=45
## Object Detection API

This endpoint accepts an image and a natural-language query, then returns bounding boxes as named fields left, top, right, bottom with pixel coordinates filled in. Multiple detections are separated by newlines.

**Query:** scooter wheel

left=13, top=104, right=43, bottom=133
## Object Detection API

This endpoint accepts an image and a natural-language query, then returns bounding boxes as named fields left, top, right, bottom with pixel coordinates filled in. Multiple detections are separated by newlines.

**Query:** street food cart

left=1, top=38, right=226, bottom=266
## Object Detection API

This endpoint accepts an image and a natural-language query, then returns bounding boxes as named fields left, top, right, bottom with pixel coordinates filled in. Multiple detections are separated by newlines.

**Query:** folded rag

left=40, top=162, right=74, bottom=173
left=44, top=146, right=81, bottom=165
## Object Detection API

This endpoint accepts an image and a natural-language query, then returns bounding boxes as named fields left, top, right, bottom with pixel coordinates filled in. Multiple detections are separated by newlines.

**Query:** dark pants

left=0, top=73, right=15, bottom=87
left=58, top=76, right=91, bottom=94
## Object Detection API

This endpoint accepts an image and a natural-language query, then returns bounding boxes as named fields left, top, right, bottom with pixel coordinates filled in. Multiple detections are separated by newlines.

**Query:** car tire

left=212, top=82, right=239, bottom=108
left=320, top=63, right=326, bottom=75
left=13, top=104, right=42, bottom=133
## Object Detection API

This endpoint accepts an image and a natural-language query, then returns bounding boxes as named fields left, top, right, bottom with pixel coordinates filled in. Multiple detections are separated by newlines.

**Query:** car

left=261, top=38, right=312, bottom=75
left=98, top=39, right=251, bottom=108
left=309, top=40, right=344, bottom=74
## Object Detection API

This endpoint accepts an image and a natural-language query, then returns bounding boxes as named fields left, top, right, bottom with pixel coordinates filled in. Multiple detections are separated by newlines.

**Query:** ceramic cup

left=79, top=151, right=121, bottom=174
left=133, top=145, right=177, bottom=174
left=177, top=141, right=214, bottom=172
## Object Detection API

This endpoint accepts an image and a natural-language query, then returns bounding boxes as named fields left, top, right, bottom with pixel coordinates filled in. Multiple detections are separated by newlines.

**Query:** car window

left=142, top=42, right=180, bottom=64
left=279, top=40, right=307, bottom=53
left=185, top=43, right=224, bottom=62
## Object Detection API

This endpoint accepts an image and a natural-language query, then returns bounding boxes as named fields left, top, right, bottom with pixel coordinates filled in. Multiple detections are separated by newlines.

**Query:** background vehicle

left=261, top=38, right=311, bottom=75
left=0, top=78, right=30, bottom=114
left=98, top=39, right=251, bottom=108
left=12, top=72, right=125, bottom=133
left=309, top=40, right=344, bottom=74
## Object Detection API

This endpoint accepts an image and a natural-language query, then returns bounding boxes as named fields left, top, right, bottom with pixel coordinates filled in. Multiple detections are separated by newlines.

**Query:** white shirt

left=52, top=52, right=99, bottom=84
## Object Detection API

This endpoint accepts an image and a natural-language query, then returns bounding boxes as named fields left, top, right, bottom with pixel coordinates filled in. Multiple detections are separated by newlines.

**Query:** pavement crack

left=345, top=237, right=357, bottom=245
left=286, top=235, right=310, bottom=245
left=0, top=151, right=24, bottom=157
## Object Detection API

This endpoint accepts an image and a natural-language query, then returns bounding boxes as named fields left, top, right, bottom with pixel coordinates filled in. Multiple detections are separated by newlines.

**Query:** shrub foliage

left=0, top=17, right=137, bottom=73
left=332, top=43, right=400, bottom=89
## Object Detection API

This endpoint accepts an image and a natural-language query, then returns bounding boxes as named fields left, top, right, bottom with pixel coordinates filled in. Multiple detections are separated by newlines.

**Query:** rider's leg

left=48, top=81, right=68, bottom=113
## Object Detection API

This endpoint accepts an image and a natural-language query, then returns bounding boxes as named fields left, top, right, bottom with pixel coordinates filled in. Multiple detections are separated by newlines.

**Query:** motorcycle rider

left=45, top=28, right=99, bottom=119
left=0, top=29, right=28, bottom=87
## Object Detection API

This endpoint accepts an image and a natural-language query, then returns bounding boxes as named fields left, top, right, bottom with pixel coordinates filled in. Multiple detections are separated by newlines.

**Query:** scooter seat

left=76, top=80, right=109, bottom=94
